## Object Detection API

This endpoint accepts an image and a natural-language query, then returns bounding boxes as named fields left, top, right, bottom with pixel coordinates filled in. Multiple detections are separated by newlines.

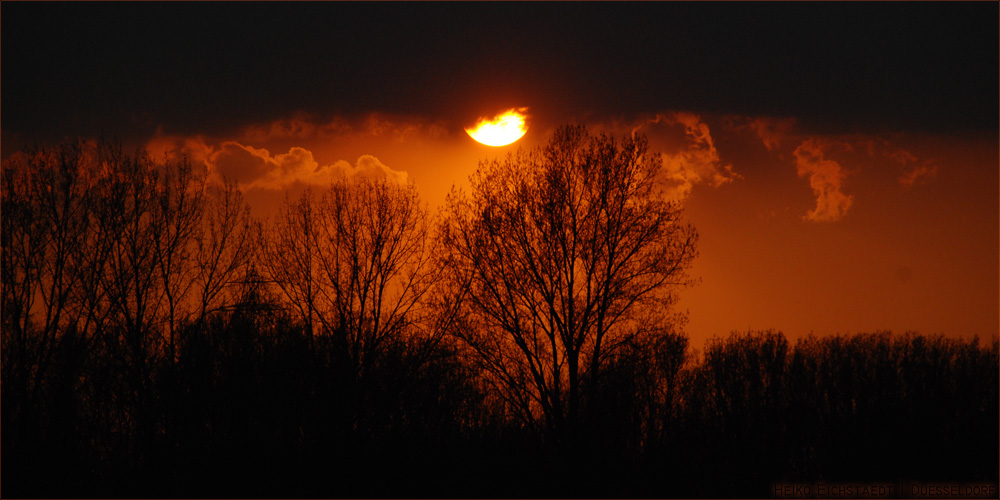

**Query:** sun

left=465, top=108, right=529, bottom=146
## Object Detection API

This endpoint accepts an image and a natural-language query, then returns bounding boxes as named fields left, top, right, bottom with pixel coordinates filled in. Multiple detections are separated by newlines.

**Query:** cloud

left=899, top=162, right=938, bottom=187
left=362, top=113, right=450, bottom=143
left=217, top=144, right=321, bottom=190
left=145, top=130, right=408, bottom=191
left=353, top=155, right=409, bottom=183
left=237, top=112, right=450, bottom=145
left=872, top=140, right=937, bottom=188
left=793, top=138, right=854, bottom=222
left=883, top=146, right=917, bottom=165
left=721, top=117, right=937, bottom=219
left=723, top=116, right=797, bottom=152
left=860, top=138, right=938, bottom=188
left=239, top=112, right=351, bottom=143
left=210, top=143, right=407, bottom=190
left=632, top=112, right=740, bottom=200
left=144, top=130, right=215, bottom=175
left=748, top=117, right=796, bottom=152
left=210, top=142, right=272, bottom=184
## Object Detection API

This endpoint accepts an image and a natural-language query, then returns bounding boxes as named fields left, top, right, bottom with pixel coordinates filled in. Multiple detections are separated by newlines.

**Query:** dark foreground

left=4, top=317, right=997, bottom=498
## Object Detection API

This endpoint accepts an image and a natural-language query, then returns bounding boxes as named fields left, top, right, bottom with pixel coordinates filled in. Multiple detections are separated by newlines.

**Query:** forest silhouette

left=2, top=127, right=997, bottom=498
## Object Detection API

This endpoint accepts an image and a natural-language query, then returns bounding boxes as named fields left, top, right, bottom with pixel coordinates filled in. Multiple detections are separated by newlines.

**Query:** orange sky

left=140, top=111, right=999, bottom=349
left=4, top=2, right=997, bottom=349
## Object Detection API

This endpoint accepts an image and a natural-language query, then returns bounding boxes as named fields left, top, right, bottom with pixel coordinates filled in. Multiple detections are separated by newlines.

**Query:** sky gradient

left=3, top=1, right=997, bottom=348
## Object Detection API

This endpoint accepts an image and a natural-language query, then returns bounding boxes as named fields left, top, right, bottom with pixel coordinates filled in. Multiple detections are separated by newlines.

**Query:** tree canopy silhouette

left=2, top=136, right=996, bottom=498
left=437, top=124, right=698, bottom=441
left=258, top=176, right=438, bottom=375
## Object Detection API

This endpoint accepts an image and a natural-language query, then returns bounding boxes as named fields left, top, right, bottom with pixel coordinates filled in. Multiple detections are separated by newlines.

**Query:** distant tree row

left=2, top=130, right=996, bottom=498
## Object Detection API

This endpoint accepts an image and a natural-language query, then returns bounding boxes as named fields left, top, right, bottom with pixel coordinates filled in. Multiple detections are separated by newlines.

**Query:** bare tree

left=258, top=177, right=437, bottom=374
left=1, top=141, right=196, bottom=463
left=258, top=190, right=320, bottom=344
left=2, top=143, right=100, bottom=407
left=437, top=124, right=698, bottom=441
left=97, top=146, right=169, bottom=371
left=315, top=177, right=437, bottom=369
left=150, top=157, right=206, bottom=361
left=193, top=179, right=253, bottom=325
left=0, top=142, right=127, bottom=406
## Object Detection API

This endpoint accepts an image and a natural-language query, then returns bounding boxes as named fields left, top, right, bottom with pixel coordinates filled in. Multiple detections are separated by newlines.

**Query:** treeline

left=2, top=136, right=998, bottom=498
left=5, top=311, right=996, bottom=497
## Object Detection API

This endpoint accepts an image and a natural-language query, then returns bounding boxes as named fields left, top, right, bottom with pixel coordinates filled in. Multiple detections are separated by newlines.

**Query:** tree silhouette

left=258, top=176, right=438, bottom=381
left=2, top=142, right=106, bottom=404
left=2, top=142, right=108, bottom=493
left=438, top=124, right=698, bottom=443
left=2, top=134, right=997, bottom=498
left=192, top=179, right=254, bottom=326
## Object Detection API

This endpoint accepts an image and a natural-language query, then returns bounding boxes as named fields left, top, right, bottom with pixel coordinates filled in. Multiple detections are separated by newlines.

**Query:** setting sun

left=465, top=108, right=529, bottom=146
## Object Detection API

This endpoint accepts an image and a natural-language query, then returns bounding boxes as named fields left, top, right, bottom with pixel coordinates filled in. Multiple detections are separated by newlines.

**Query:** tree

left=1, top=141, right=110, bottom=467
left=2, top=140, right=263, bottom=484
left=150, top=155, right=207, bottom=361
left=193, top=179, right=253, bottom=326
left=258, top=176, right=437, bottom=375
left=437, top=124, right=698, bottom=442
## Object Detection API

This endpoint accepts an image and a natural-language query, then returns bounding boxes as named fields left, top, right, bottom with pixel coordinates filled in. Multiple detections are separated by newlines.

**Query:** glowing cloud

left=632, top=112, right=740, bottom=200
left=145, top=132, right=408, bottom=192
left=209, top=144, right=407, bottom=190
left=320, top=155, right=409, bottom=185
left=793, top=139, right=854, bottom=222
left=465, top=108, right=529, bottom=146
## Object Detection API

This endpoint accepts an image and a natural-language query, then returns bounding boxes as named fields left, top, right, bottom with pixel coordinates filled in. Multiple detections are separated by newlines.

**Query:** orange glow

left=465, top=108, right=529, bottom=146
